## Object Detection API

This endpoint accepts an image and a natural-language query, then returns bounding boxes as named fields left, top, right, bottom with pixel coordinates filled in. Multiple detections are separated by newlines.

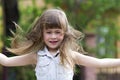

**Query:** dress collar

left=38, top=47, right=59, bottom=58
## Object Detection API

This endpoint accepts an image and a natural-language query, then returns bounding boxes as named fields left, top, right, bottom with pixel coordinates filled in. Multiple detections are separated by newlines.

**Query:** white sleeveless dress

left=35, top=47, right=74, bottom=80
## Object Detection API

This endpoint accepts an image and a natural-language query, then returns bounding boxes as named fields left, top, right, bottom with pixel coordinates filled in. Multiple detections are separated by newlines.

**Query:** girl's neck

left=48, top=48, right=58, bottom=54
left=47, top=47, right=59, bottom=55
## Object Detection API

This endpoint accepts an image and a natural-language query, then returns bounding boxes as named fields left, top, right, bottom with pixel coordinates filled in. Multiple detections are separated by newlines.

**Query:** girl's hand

left=0, top=53, right=8, bottom=66
left=73, top=51, right=120, bottom=68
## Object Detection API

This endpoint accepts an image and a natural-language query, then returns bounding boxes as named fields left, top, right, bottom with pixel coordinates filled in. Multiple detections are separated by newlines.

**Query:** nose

left=51, top=33, right=57, bottom=38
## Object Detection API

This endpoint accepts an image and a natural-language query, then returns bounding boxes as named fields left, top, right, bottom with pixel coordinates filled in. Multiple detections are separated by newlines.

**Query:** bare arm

left=0, top=53, right=37, bottom=67
left=74, top=51, right=120, bottom=68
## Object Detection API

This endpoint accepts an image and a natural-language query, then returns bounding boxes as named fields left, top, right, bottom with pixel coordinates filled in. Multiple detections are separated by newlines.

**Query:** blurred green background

left=0, top=0, right=120, bottom=80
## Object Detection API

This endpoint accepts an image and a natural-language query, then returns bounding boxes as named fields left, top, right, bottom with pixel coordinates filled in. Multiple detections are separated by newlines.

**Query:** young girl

left=0, top=8, right=120, bottom=80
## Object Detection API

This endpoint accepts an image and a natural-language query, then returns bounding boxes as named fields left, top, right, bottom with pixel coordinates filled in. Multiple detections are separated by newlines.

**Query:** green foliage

left=19, top=6, right=42, bottom=31
left=16, top=66, right=36, bottom=80
left=96, top=26, right=117, bottom=58
left=44, top=0, right=120, bottom=29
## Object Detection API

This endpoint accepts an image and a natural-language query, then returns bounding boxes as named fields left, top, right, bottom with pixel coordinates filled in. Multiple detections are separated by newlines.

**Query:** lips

left=49, top=41, right=58, bottom=44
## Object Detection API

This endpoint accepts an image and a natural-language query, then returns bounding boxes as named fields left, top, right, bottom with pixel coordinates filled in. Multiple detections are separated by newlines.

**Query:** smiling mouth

left=49, top=41, right=58, bottom=44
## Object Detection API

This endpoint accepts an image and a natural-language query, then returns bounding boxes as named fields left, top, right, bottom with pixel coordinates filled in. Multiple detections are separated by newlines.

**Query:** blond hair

left=7, top=9, right=85, bottom=69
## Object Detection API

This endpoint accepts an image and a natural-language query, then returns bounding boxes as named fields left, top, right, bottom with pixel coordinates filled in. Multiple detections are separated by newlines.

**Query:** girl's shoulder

left=69, top=50, right=84, bottom=60
left=36, top=49, right=46, bottom=56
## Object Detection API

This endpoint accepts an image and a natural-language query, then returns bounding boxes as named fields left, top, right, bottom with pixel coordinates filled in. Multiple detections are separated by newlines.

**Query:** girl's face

left=43, top=28, right=64, bottom=52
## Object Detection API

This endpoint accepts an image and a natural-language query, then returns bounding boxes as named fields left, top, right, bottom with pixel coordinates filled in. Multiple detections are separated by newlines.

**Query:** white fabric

left=35, top=47, right=74, bottom=80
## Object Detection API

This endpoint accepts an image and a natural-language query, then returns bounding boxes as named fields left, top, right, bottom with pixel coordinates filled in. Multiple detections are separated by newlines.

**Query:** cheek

left=43, top=35, right=49, bottom=41
left=59, top=34, right=64, bottom=40
left=43, top=33, right=48, bottom=41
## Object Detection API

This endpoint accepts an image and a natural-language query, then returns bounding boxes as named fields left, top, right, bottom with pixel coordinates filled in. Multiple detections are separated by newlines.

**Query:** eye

left=46, top=31, right=51, bottom=34
left=56, top=31, right=61, bottom=34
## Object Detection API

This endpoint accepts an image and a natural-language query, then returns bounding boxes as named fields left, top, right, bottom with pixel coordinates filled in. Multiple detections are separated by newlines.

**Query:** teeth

left=50, top=41, right=57, bottom=43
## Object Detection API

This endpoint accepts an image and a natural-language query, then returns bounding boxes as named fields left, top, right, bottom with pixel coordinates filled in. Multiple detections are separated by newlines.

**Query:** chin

left=49, top=45, right=59, bottom=49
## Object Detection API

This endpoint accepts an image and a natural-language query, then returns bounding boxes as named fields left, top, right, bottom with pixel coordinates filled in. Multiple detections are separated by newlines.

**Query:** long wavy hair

left=7, top=9, right=85, bottom=69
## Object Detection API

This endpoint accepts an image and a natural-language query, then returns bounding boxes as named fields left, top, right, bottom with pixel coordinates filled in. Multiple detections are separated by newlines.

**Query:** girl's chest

left=35, top=56, right=73, bottom=80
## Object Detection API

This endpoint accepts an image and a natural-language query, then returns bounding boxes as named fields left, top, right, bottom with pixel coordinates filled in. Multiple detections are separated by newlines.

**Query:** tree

left=1, top=0, right=19, bottom=80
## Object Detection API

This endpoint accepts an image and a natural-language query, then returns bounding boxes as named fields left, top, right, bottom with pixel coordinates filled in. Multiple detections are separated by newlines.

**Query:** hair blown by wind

left=7, top=9, right=86, bottom=69
left=7, top=22, right=36, bottom=55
